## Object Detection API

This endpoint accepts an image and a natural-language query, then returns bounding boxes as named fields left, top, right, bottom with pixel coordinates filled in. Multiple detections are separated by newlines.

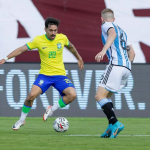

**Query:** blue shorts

left=33, top=74, right=75, bottom=96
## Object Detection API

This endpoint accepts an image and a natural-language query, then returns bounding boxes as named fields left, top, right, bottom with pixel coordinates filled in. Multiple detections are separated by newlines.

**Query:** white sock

left=19, top=112, right=28, bottom=122
left=52, top=102, right=60, bottom=112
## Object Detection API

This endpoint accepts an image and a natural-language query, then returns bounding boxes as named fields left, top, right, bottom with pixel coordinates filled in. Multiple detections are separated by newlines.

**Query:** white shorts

left=98, top=64, right=131, bottom=93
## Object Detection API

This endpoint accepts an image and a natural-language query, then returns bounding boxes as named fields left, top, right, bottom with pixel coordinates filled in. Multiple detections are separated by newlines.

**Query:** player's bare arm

left=0, top=45, right=28, bottom=64
left=66, top=42, right=84, bottom=70
left=95, top=28, right=116, bottom=62
left=127, top=45, right=135, bottom=62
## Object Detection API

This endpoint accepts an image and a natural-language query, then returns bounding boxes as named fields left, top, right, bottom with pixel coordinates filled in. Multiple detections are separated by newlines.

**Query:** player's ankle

left=19, top=118, right=25, bottom=122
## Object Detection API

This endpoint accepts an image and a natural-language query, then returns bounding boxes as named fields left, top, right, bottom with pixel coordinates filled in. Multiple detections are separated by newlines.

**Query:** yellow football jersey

left=26, top=34, right=70, bottom=76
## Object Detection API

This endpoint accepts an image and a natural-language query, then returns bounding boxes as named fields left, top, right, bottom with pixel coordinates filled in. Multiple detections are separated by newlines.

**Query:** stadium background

left=0, top=0, right=150, bottom=117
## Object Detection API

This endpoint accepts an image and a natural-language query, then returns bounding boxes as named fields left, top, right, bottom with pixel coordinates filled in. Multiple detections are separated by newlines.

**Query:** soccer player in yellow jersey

left=0, top=18, right=84, bottom=130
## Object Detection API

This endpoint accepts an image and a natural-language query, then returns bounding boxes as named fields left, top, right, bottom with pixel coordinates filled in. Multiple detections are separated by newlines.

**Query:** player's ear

left=101, top=17, right=104, bottom=23
left=44, top=28, right=46, bottom=32
left=113, top=17, right=115, bottom=22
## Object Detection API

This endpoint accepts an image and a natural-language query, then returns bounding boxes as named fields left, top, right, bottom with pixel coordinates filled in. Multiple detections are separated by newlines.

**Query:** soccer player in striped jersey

left=95, top=8, right=135, bottom=138
left=0, top=18, right=84, bottom=130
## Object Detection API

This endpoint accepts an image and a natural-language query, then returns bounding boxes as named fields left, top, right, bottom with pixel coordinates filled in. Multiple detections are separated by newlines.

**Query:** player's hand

left=95, top=51, right=106, bottom=62
left=0, top=59, right=6, bottom=65
left=78, top=59, right=84, bottom=70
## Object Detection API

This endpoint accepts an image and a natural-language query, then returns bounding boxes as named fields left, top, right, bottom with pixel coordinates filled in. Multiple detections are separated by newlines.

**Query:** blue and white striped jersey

left=101, top=22, right=131, bottom=70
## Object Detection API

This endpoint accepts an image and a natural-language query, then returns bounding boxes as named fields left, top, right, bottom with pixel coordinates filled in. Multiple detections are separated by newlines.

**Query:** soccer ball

left=53, top=117, right=69, bottom=132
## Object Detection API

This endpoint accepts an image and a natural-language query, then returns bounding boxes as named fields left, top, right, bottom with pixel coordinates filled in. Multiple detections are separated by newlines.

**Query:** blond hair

left=101, top=8, right=114, bottom=20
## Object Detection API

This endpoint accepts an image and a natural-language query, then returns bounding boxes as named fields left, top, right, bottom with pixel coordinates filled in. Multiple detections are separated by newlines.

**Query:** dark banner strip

left=0, top=63, right=149, bottom=117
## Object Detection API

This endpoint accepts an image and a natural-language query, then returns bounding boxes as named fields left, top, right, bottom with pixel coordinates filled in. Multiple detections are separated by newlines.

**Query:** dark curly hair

left=45, top=17, right=60, bottom=28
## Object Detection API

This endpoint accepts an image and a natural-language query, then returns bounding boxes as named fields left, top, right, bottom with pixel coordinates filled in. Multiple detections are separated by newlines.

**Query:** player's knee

left=70, top=92, right=77, bottom=101
left=95, top=94, right=100, bottom=102
left=28, top=93, right=37, bottom=101
left=95, top=94, right=105, bottom=102
left=68, top=91, right=77, bottom=102
left=72, top=92, right=77, bottom=100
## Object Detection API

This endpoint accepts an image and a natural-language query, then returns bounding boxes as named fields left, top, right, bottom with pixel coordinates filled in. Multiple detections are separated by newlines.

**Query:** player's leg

left=95, top=65, right=118, bottom=137
left=95, top=87, right=117, bottom=138
left=60, top=87, right=76, bottom=104
left=12, top=85, right=42, bottom=130
left=12, top=74, right=51, bottom=130
left=96, top=65, right=125, bottom=138
left=43, top=87, right=76, bottom=121
left=109, top=68, right=131, bottom=138
left=103, top=66, right=128, bottom=138
left=43, top=76, right=76, bottom=121
left=52, top=87, right=76, bottom=110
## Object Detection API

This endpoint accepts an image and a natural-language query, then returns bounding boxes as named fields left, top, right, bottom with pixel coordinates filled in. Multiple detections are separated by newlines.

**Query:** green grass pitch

left=0, top=117, right=150, bottom=150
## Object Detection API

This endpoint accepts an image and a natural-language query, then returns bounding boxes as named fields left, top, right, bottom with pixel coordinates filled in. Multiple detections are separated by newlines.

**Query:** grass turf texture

left=0, top=117, right=150, bottom=150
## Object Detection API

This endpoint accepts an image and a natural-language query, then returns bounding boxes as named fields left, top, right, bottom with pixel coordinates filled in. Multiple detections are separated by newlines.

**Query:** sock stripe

left=58, top=97, right=67, bottom=108
left=108, top=98, right=112, bottom=103
left=98, top=98, right=109, bottom=107
left=22, top=105, right=31, bottom=113
left=24, top=104, right=31, bottom=108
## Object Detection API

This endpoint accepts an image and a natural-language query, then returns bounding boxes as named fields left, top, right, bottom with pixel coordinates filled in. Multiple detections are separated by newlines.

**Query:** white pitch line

left=63, top=134, right=150, bottom=137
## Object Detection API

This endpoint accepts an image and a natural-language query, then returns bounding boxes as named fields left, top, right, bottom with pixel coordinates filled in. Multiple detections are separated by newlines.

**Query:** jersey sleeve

left=102, top=22, right=114, bottom=34
left=26, top=36, right=38, bottom=50
left=63, top=35, right=70, bottom=46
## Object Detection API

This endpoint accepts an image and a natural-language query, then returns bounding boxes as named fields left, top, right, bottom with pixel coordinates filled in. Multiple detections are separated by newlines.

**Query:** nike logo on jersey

left=42, top=47, right=47, bottom=49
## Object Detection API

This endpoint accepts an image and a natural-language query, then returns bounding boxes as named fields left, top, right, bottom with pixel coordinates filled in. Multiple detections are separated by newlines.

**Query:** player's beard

left=50, top=34, right=56, bottom=40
